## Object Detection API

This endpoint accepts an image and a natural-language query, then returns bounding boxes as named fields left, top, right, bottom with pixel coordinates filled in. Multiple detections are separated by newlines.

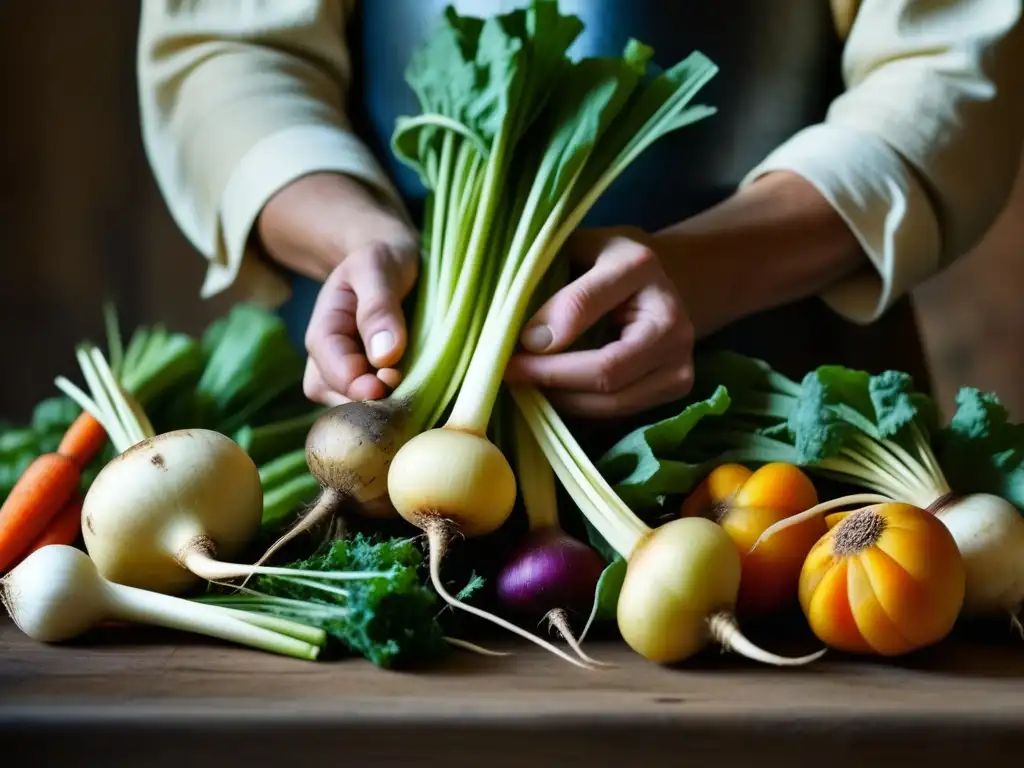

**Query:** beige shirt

left=138, top=0, right=1024, bottom=324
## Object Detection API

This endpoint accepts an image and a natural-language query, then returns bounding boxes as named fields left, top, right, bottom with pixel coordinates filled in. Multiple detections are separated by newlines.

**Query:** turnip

left=496, top=410, right=607, bottom=664
left=929, top=493, right=1024, bottom=624
left=54, top=346, right=398, bottom=596
left=511, top=386, right=826, bottom=666
left=1, top=545, right=324, bottom=659
left=386, top=6, right=720, bottom=666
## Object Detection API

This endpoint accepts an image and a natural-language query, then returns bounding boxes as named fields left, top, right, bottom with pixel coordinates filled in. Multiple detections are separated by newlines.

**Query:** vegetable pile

left=4, top=0, right=1024, bottom=676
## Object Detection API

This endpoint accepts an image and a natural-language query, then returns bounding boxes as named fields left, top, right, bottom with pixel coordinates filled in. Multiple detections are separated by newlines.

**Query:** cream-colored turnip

left=56, top=345, right=402, bottom=596
left=82, top=428, right=263, bottom=593
left=1, top=545, right=323, bottom=659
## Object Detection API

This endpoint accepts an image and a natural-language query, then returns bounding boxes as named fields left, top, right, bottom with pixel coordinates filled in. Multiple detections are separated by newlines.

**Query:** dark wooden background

left=1, top=1, right=1022, bottom=422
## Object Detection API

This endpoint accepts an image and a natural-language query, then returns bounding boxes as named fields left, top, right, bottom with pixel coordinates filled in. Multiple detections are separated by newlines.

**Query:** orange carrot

left=20, top=495, right=84, bottom=560
left=0, top=453, right=80, bottom=573
left=57, top=410, right=108, bottom=469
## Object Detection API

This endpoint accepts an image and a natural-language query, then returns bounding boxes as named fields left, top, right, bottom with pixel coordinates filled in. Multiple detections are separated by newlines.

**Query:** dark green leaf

left=590, top=556, right=626, bottom=624
left=31, top=397, right=80, bottom=435
left=937, top=388, right=1024, bottom=509
left=787, top=366, right=877, bottom=463
left=252, top=535, right=448, bottom=669
left=0, top=429, right=39, bottom=457
left=597, top=386, right=731, bottom=510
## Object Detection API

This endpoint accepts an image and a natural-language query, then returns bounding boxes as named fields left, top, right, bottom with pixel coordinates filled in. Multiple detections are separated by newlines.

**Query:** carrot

left=0, top=453, right=80, bottom=573
left=20, top=495, right=84, bottom=560
left=57, top=410, right=107, bottom=468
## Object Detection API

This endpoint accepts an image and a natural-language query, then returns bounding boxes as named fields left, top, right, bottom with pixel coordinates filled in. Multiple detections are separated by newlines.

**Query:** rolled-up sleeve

left=741, top=0, right=1024, bottom=324
left=137, top=0, right=401, bottom=306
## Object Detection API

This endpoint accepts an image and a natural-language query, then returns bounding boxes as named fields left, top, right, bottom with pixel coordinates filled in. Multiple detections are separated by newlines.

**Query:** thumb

left=346, top=246, right=417, bottom=369
left=519, top=252, right=645, bottom=354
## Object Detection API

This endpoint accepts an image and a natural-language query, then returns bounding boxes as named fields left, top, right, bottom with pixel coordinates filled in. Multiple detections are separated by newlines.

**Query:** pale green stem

left=512, top=387, right=646, bottom=559
left=108, top=582, right=320, bottom=660
left=513, top=407, right=560, bottom=531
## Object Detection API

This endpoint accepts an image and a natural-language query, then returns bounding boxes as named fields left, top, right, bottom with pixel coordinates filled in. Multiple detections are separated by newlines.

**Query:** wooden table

left=3, top=619, right=1024, bottom=768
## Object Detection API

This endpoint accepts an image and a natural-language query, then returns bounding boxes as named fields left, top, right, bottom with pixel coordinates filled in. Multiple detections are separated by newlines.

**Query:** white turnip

left=512, top=387, right=825, bottom=667
left=1, top=545, right=323, bottom=659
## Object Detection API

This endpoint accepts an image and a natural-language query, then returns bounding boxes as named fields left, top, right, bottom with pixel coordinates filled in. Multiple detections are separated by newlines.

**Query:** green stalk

left=209, top=606, right=328, bottom=646
left=110, top=582, right=320, bottom=660
left=391, top=124, right=512, bottom=421
left=512, top=386, right=647, bottom=559
left=446, top=181, right=577, bottom=433
left=513, top=407, right=559, bottom=531
left=409, top=131, right=455, bottom=360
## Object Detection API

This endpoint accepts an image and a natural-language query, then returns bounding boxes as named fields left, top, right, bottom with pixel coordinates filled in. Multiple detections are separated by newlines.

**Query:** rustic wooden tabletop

left=3, top=619, right=1024, bottom=768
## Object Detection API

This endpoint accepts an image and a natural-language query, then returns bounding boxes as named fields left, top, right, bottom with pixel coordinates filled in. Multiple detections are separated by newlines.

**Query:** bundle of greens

left=379, top=0, right=718, bottom=666
left=197, top=533, right=484, bottom=669
left=597, top=350, right=1024, bottom=625
left=1, top=304, right=323, bottom=530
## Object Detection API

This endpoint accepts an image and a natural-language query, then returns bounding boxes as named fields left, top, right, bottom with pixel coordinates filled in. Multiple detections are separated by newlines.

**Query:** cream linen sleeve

left=138, top=0, right=402, bottom=307
left=742, top=0, right=1024, bottom=324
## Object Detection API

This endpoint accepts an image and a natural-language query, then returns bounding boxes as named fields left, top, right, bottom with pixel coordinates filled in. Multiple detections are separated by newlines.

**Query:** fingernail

left=521, top=324, right=553, bottom=352
left=369, top=331, right=395, bottom=362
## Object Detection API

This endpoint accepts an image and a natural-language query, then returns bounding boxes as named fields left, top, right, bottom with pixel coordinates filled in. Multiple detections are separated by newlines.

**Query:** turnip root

left=495, top=411, right=608, bottom=665
left=1, top=545, right=323, bottom=659
left=56, top=346, right=400, bottom=597
left=929, top=493, right=1024, bottom=624
left=512, top=386, right=825, bottom=667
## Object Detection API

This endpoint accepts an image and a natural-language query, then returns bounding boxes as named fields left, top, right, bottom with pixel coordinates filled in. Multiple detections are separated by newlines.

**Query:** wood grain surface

left=3, top=619, right=1024, bottom=767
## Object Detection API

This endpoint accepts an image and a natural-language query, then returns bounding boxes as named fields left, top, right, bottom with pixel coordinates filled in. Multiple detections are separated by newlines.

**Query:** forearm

left=137, top=0, right=401, bottom=304
left=653, top=172, right=865, bottom=338
left=257, top=172, right=415, bottom=283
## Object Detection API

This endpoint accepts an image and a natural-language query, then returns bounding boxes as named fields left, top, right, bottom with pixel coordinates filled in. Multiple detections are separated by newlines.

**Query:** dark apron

left=279, top=0, right=932, bottom=420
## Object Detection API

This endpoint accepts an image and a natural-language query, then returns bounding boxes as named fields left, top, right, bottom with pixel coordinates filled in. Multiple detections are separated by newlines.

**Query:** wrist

left=653, top=171, right=865, bottom=336
left=256, top=172, right=417, bottom=281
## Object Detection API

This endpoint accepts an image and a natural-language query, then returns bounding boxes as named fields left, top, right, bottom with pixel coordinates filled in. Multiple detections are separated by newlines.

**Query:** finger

left=302, top=358, right=352, bottom=407
left=304, top=272, right=373, bottom=398
left=347, top=372, right=391, bottom=401
left=519, top=238, right=656, bottom=354
left=347, top=245, right=417, bottom=369
left=546, top=358, right=695, bottom=419
left=377, top=367, right=403, bottom=390
left=505, top=314, right=667, bottom=393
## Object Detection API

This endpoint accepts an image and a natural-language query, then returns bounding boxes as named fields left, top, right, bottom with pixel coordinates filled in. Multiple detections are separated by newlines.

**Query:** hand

left=257, top=173, right=420, bottom=404
left=504, top=227, right=695, bottom=418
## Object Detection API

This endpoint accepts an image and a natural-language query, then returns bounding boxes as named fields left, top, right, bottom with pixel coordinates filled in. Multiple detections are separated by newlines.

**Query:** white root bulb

left=82, top=429, right=263, bottom=594
left=934, top=493, right=1024, bottom=619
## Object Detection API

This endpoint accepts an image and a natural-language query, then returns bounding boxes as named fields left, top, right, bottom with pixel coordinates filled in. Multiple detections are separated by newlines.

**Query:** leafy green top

left=249, top=535, right=453, bottom=669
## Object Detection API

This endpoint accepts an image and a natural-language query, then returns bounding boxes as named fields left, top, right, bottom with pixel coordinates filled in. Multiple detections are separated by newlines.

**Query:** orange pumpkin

left=799, top=502, right=966, bottom=656
left=681, top=462, right=826, bottom=616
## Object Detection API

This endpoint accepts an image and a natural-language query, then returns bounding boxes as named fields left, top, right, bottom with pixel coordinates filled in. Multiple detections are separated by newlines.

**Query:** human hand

left=257, top=173, right=420, bottom=404
left=504, top=227, right=695, bottom=418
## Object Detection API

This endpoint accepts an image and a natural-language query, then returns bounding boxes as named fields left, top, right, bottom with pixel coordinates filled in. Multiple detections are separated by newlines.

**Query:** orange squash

left=681, top=462, right=826, bottom=616
left=799, top=502, right=965, bottom=656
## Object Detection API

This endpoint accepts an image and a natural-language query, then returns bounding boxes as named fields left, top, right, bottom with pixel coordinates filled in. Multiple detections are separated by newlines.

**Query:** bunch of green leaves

left=1, top=303, right=320, bottom=528
left=201, top=534, right=485, bottom=669
left=597, top=349, right=1024, bottom=516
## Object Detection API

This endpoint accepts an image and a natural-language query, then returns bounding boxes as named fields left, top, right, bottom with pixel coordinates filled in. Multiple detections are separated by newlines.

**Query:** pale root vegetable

left=1, top=545, right=324, bottom=659
left=928, top=493, right=1024, bottom=622
left=512, top=386, right=825, bottom=667
left=82, top=428, right=263, bottom=593
left=250, top=401, right=411, bottom=569
left=57, top=345, right=401, bottom=597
